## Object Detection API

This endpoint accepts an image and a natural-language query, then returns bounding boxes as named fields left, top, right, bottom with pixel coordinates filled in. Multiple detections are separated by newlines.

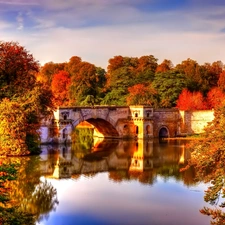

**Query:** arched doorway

left=63, top=128, right=67, bottom=139
left=159, top=127, right=169, bottom=138
left=146, top=125, right=151, bottom=134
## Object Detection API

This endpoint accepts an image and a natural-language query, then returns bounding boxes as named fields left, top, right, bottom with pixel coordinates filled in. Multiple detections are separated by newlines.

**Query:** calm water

left=5, top=139, right=212, bottom=225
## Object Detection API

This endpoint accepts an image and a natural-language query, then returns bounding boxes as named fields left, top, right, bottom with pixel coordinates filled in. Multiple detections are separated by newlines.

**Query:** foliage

left=184, top=100, right=225, bottom=224
left=0, top=41, right=55, bottom=155
left=207, top=87, right=225, bottom=109
left=37, top=62, right=65, bottom=85
left=0, top=41, right=38, bottom=100
left=152, top=71, right=187, bottom=107
left=51, top=70, right=71, bottom=106
left=101, top=88, right=127, bottom=105
left=0, top=99, right=29, bottom=155
left=176, top=89, right=207, bottom=110
left=67, top=56, right=106, bottom=105
left=156, top=59, right=173, bottom=73
left=105, top=55, right=158, bottom=106
left=127, top=83, right=159, bottom=106
left=0, top=206, right=35, bottom=225
left=218, top=71, right=225, bottom=92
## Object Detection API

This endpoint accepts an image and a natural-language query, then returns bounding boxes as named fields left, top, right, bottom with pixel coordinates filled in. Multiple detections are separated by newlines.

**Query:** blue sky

left=1, top=0, right=225, bottom=69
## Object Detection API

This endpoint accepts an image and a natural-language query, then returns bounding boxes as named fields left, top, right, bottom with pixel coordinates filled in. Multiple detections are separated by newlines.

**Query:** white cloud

left=16, top=11, right=24, bottom=30
left=1, top=0, right=225, bottom=69
left=5, top=21, right=223, bottom=70
left=0, top=0, right=38, bottom=5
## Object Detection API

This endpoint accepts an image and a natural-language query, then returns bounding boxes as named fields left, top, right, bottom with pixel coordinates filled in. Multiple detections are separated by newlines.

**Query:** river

left=4, top=138, right=212, bottom=225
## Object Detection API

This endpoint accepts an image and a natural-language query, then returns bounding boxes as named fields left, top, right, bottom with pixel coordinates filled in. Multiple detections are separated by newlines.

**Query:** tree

left=218, top=71, right=225, bottom=92
left=183, top=100, right=225, bottom=224
left=156, top=59, right=173, bottom=73
left=175, top=58, right=202, bottom=92
left=176, top=89, right=207, bottom=110
left=0, top=41, right=38, bottom=100
left=67, top=57, right=105, bottom=105
left=135, top=55, right=158, bottom=82
left=0, top=41, right=55, bottom=155
left=51, top=70, right=71, bottom=106
left=127, top=83, right=159, bottom=106
left=206, top=87, right=225, bottom=109
left=152, top=71, right=187, bottom=107
left=37, top=62, right=65, bottom=85
left=105, top=55, right=158, bottom=106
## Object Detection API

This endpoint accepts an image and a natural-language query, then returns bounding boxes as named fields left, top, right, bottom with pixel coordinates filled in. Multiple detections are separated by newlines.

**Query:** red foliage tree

left=206, top=87, right=225, bottom=109
left=51, top=70, right=71, bottom=106
left=176, top=89, right=207, bottom=110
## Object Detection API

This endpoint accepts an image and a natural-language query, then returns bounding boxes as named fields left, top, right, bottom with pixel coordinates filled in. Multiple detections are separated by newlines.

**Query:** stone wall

left=179, top=110, right=214, bottom=135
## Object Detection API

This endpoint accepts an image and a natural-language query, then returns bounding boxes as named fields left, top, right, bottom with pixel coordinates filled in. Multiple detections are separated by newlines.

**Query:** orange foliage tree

left=206, top=87, right=225, bottom=109
left=127, top=83, right=158, bottom=106
left=218, top=71, right=225, bottom=92
left=176, top=89, right=207, bottom=110
left=51, top=70, right=71, bottom=106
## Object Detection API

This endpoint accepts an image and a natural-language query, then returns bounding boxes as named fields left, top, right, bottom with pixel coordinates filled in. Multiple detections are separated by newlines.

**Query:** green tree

left=152, top=71, right=187, bottom=107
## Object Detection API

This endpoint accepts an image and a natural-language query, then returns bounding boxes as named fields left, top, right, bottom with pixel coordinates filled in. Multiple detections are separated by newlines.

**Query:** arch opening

left=159, top=127, right=169, bottom=138
left=77, top=118, right=119, bottom=138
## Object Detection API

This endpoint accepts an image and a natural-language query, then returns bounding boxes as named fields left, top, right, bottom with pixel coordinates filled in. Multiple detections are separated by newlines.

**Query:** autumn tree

left=175, top=58, right=202, bottom=92
left=218, top=71, right=225, bottom=92
left=127, top=83, right=159, bottom=106
left=206, top=87, right=225, bottom=109
left=135, top=55, right=158, bottom=82
left=0, top=41, right=54, bottom=155
left=51, top=70, right=71, bottom=106
left=37, top=62, right=65, bottom=85
left=156, top=59, right=173, bottom=73
left=176, top=89, right=207, bottom=110
left=183, top=100, right=225, bottom=224
left=104, top=55, right=158, bottom=105
left=0, top=41, right=38, bottom=99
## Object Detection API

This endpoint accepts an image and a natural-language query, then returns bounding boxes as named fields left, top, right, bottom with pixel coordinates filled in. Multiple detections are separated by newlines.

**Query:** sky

left=1, top=0, right=225, bottom=69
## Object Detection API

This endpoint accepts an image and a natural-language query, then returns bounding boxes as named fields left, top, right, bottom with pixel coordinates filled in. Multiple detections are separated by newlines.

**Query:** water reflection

left=37, top=139, right=209, bottom=225
left=2, top=139, right=211, bottom=225
left=1, top=156, right=59, bottom=223
left=40, top=139, right=195, bottom=186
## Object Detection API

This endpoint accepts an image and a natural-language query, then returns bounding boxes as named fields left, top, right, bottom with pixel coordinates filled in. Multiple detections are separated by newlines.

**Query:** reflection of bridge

left=40, top=139, right=189, bottom=179
left=40, top=105, right=214, bottom=144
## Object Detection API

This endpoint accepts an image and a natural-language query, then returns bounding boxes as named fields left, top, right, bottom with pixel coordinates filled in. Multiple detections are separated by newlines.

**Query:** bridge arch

left=158, top=126, right=169, bottom=138
left=58, top=112, right=121, bottom=142
left=84, top=118, right=119, bottom=138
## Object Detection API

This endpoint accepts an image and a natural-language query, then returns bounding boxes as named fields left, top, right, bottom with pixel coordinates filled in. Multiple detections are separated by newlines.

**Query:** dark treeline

left=39, top=55, right=225, bottom=110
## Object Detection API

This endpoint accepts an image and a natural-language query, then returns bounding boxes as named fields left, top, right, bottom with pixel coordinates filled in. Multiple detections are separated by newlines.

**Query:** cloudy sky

left=1, top=0, right=225, bottom=69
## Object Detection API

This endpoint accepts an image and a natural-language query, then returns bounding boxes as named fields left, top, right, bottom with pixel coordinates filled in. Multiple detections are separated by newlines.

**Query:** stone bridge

left=40, top=105, right=214, bottom=144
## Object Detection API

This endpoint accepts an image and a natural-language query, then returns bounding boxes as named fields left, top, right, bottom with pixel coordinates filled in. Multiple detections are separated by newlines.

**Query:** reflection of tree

left=23, top=180, right=59, bottom=222
left=184, top=102, right=225, bottom=224
left=71, top=128, right=93, bottom=158
left=2, top=156, right=58, bottom=223
left=108, top=170, right=129, bottom=183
